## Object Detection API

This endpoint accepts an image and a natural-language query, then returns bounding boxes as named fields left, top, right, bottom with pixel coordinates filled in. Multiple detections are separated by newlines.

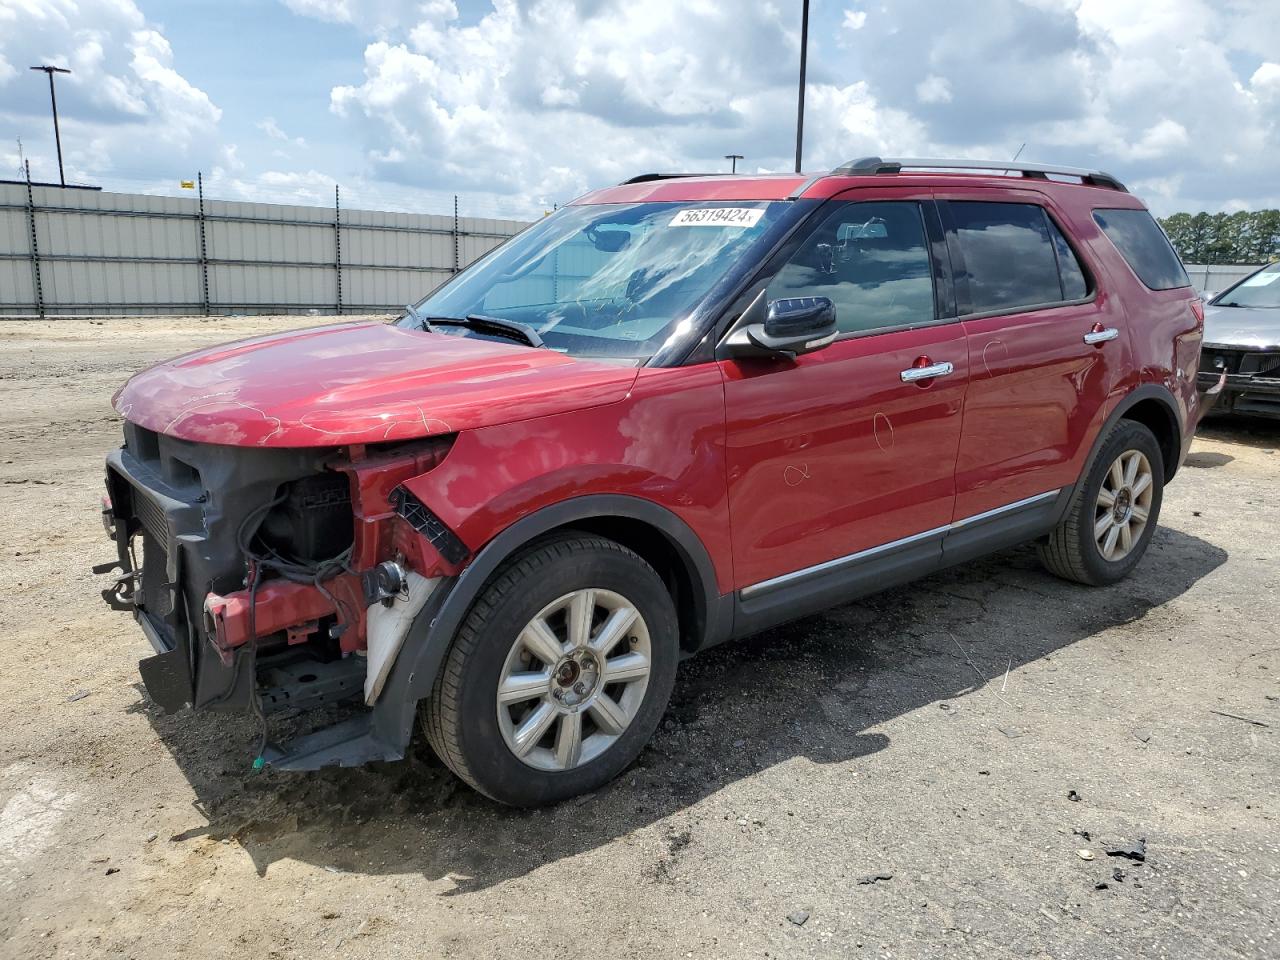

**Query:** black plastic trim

left=620, top=173, right=724, bottom=184
left=734, top=531, right=944, bottom=638
left=941, top=489, right=1071, bottom=566
left=732, top=489, right=1070, bottom=640
left=391, top=485, right=469, bottom=564
left=137, top=644, right=195, bottom=714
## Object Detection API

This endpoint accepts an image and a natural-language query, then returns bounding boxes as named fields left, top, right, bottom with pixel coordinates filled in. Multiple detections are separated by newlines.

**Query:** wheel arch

left=367, top=494, right=731, bottom=758
left=1078, top=385, right=1184, bottom=494
left=1115, top=388, right=1184, bottom=482
left=477, top=497, right=730, bottom=656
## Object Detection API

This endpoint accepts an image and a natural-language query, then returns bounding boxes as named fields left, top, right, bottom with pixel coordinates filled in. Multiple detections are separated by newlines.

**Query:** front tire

left=1038, top=420, right=1164, bottom=586
left=422, top=534, right=679, bottom=806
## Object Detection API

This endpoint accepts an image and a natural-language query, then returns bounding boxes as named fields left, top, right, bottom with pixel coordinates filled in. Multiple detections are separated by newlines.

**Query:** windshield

left=1213, top=262, right=1280, bottom=308
left=399, top=200, right=793, bottom=359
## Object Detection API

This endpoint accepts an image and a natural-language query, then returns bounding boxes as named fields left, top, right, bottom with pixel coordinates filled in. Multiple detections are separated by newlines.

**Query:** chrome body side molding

left=740, top=488, right=1063, bottom=600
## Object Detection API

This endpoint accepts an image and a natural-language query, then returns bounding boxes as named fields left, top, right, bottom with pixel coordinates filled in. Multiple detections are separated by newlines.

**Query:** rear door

left=720, top=190, right=967, bottom=614
left=937, top=192, right=1126, bottom=523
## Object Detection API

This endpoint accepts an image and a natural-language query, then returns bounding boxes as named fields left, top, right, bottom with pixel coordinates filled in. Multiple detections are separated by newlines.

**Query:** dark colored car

left=97, top=158, right=1205, bottom=806
left=1199, top=261, right=1280, bottom=419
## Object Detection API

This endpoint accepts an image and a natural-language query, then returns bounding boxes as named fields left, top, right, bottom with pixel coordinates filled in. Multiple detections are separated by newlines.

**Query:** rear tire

left=422, top=534, right=679, bottom=806
left=1038, top=420, right=1164, bottom=586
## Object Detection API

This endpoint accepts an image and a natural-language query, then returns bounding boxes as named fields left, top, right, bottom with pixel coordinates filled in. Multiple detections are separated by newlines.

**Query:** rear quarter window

left=1092, top=208, right=1190, bottom=291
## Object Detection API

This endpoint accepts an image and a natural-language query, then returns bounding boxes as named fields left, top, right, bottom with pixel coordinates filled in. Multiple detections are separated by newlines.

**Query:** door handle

left=900, top=361, right=954, bottom=383
left=1083, top=327, right=1119, bottom=345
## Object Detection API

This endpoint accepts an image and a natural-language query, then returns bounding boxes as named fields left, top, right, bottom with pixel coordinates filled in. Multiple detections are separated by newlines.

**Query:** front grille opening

left=163, top=455, right=201, bottom=489
left=127, top=424, right=161, bottom=462
left=1242, top=353, right=1280, bottom=378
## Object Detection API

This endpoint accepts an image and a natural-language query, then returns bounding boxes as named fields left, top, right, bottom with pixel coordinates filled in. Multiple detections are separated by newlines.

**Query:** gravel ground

left=0, top=316, right=1276, bottom=960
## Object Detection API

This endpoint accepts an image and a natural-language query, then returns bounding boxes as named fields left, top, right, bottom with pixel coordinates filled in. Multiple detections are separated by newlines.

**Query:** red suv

left=98, top=158, right=1206, bottom=805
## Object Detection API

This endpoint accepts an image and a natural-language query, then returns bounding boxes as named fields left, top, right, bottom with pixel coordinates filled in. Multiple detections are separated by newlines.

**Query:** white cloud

left=1124, top=118, right=1190, bottom=160
left=327, top=2, right=794, bottom=207
left=915, top=75, right=952, bottom=104
left=0, top=0, right=224, bottom=184
left=832, top=0, right=1280, bottom=213
left=1251, top=61, right=1280, bottom=99
left=307, top=0, right=1280, bottom=215
left=4, top=0, right=1278, bottom=220
left=220, top=168, right=338, bottom=206
left=258, top=116, right=307, bottom=147
left=843, top=10, right=868, bottom=30
left=283, top=0, right=455, bottom=32
left=324, top=0, right=931, bottom=214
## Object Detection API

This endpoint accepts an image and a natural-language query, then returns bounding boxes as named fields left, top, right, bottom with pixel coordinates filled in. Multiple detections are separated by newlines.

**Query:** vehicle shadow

left=135, top=525, right=1226, bottom=891
left=1183, top=450, right=1234, bottom=468
left=1198, top=413, right=1280, bottom=448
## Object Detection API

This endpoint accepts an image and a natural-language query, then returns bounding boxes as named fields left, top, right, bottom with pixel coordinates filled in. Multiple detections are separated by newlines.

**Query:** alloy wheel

left=1093, top=449, right=1154, bottom=562
left=496, top=588, right=652, bottom=772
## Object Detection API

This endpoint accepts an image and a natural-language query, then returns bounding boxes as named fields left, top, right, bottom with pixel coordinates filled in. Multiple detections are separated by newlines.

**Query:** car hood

left=1204, top=305, right=1280, bottom=351
left=113, top=321, right=641, bottom=447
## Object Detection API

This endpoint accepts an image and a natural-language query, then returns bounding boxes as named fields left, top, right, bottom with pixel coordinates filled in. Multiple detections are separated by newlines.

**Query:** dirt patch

left=0, top=316, right=1276, bottom=959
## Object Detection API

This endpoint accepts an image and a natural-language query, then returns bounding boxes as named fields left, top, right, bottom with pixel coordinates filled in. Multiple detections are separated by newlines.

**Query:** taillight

left=1190, top=299, right=1205, bottom=324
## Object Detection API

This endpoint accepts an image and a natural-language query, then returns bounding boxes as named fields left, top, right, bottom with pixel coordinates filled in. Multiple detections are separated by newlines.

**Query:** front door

left=720, top=193, right=967, bottom=605
left=936, top=193, right=1126, bottom=520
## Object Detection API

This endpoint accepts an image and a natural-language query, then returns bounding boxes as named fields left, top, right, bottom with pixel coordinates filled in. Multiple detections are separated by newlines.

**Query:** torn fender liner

left=261, top=578, right=456, bottom=770
left=260, top=715, right=403, bottom=771
left=390, top=486, right=468, bottom=564
left=365, top=571, right=439, bottom=704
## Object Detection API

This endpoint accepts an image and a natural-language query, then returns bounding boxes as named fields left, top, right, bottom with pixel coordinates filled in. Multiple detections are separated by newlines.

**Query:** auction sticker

left=670, top=207, right=764, bottom=227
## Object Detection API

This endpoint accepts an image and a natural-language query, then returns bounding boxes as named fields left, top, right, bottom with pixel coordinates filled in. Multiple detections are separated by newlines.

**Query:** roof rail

left=619, top=173, right=725, bottom=184
left=831, top=156, right=1127, bottom=192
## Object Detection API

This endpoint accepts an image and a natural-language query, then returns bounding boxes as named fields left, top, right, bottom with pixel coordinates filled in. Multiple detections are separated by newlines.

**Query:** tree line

left=1158, top=210, right=1280, bottom=266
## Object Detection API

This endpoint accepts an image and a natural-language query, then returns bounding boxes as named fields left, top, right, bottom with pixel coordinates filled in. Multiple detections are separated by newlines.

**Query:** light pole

left=30, top=65, right=70, bottom=186
left=794, top=0, right=810, bottom=173
left=725, top=154, right=744, bottom=174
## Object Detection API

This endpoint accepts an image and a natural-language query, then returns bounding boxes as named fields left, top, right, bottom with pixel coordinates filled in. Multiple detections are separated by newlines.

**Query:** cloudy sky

left=1, top=0, right=1277, bottom=219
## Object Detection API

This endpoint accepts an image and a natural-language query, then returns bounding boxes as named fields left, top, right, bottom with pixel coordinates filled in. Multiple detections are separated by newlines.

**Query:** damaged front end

left=97, top=422, right=463, bottom=767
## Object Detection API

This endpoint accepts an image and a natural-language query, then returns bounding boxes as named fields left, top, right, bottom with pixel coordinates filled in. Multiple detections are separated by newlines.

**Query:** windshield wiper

left=404, top=305, right=545, bottom=349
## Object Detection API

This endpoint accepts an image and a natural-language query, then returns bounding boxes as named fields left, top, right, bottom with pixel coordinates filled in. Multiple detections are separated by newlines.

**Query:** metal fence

left=1183, top=263, right=1262, bottom=297
left=0, top=179, right=529, bottom=317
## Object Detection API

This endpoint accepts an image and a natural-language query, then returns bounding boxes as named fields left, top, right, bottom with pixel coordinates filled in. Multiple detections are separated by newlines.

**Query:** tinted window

left=1048, top=218, right=1089, bottom=300
left=1093, top=208, right=1190, bottom=290
left=768, top=202, right=935, bottom=334
left=951, top=202, right=1063, bottom=313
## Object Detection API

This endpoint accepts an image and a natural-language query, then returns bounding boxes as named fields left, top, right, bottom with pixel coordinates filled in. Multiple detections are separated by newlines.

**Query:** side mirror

left=718, top=290, right=838, bottom=359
